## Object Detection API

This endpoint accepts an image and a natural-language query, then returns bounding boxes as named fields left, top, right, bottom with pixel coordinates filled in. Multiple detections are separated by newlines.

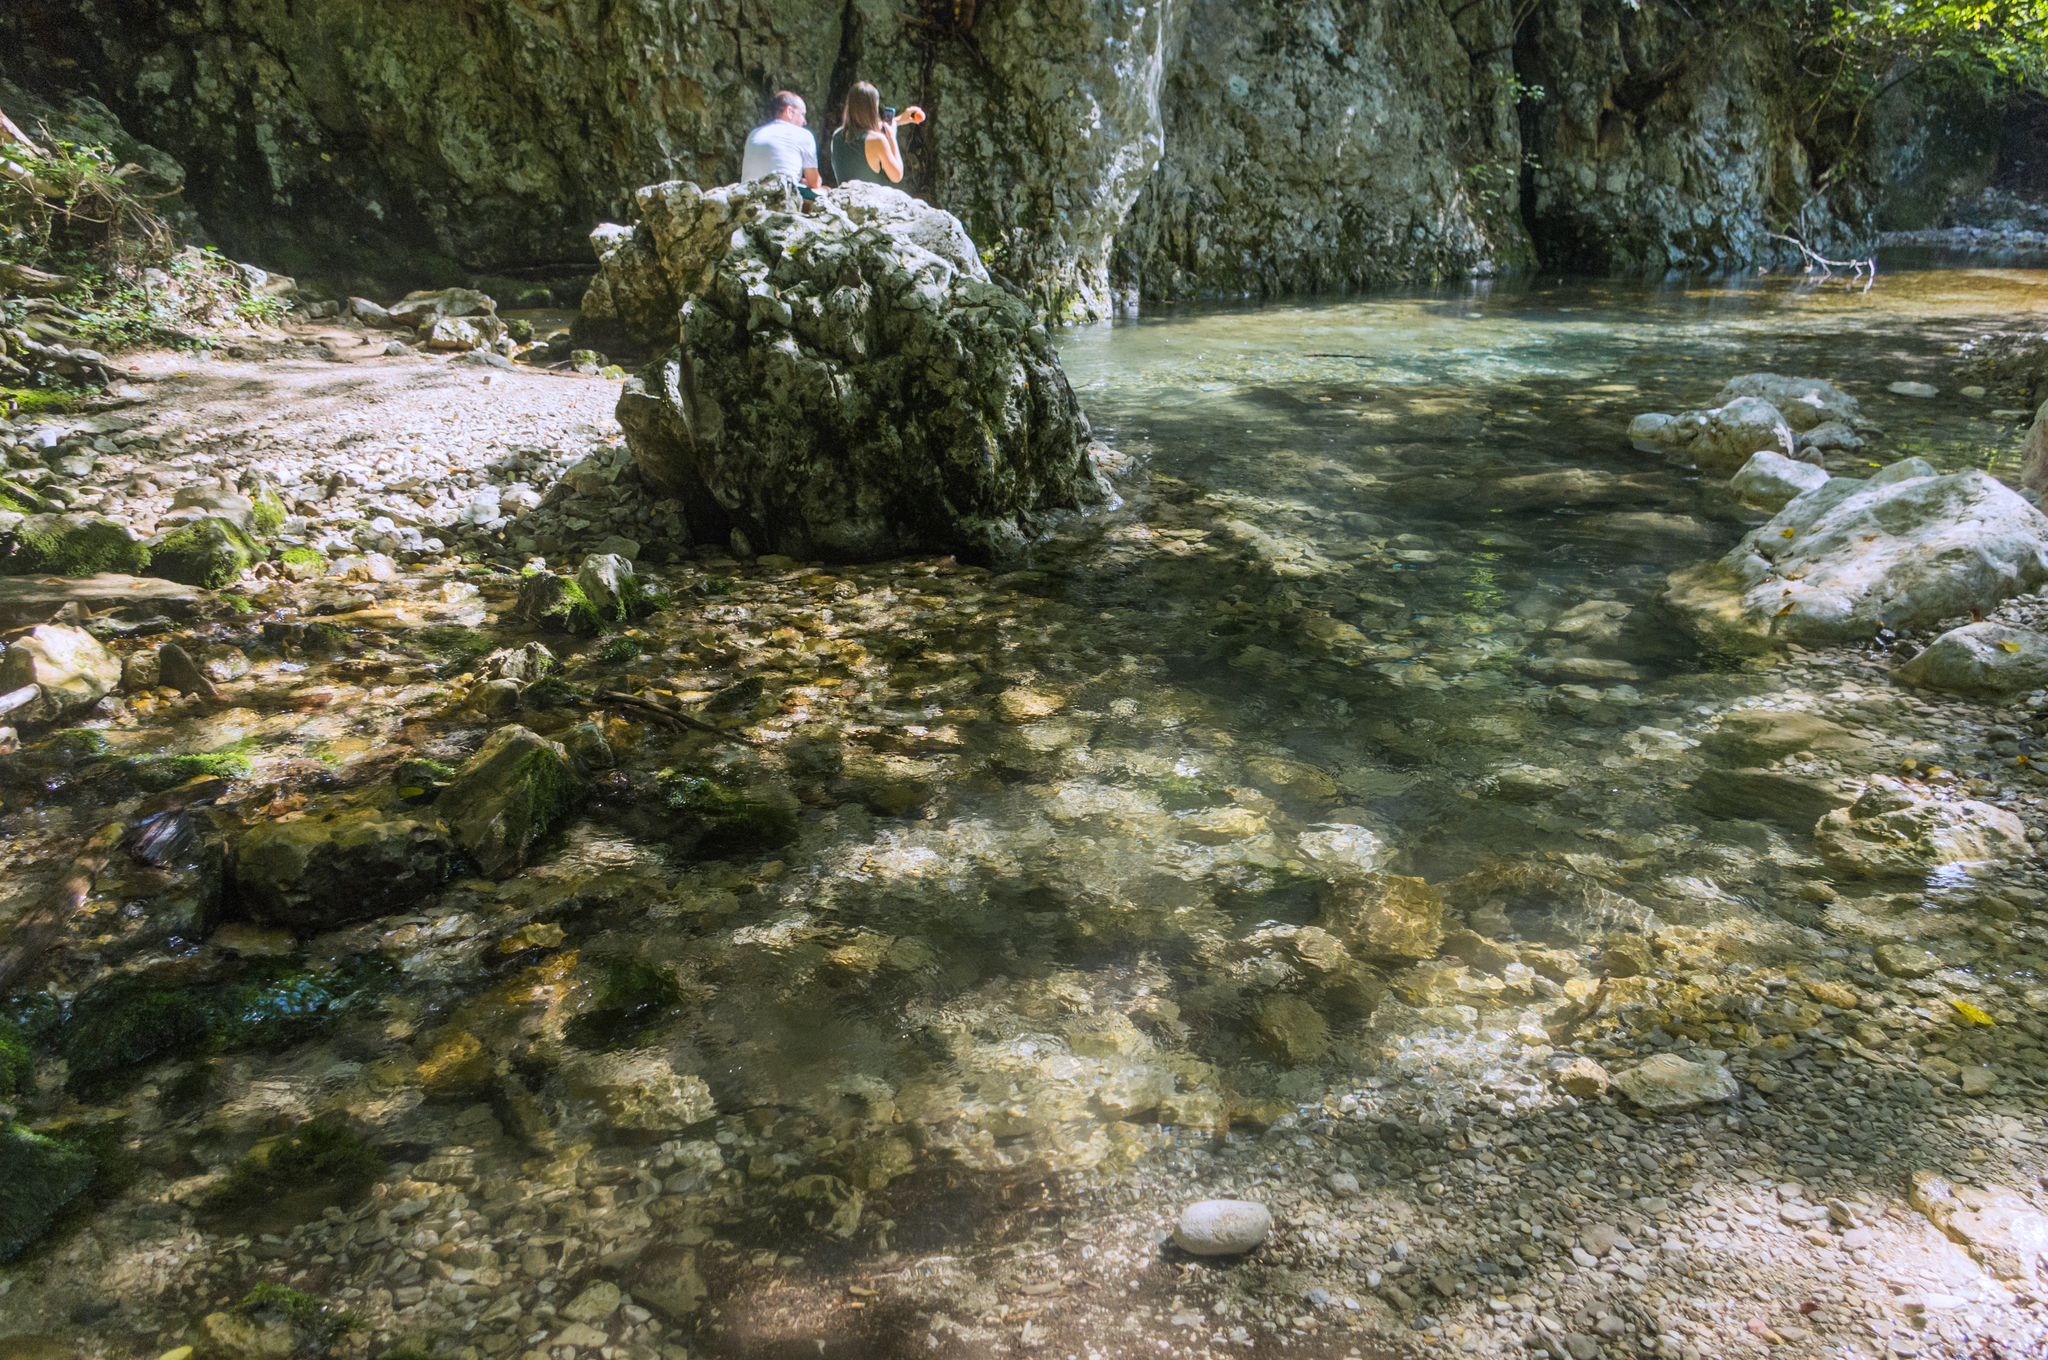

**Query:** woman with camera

left=831, top=81, right=924, bottom=187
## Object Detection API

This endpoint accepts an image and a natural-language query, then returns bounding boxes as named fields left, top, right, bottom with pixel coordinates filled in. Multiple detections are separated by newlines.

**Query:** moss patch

left=121, top=743, right=254, bottom=792
left=5, top=513, right=149, bottom=577
left=249, top=488, right=287, bottom=536
left=0, top=1124, right=95, bottom=1261
left=565, top=956, right=682, bottom=1050
left=419, top=624, right=496, bottom=669
left=279, top=545, right=325, bottom=573
left=0, top=1017, right=32, bottom=1100
left=147, top=517, right=258, bottom=588
left=0, top=388, right=75, bottom=417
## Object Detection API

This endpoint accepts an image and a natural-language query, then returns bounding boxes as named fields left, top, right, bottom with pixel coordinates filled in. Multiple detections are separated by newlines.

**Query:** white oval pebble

left=1173, top=1199, right=1273, bottom=1255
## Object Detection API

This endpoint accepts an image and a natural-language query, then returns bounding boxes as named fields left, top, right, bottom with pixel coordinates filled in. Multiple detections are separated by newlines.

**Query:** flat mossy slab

left=0, top=573, right=210, bottom=629
left=1, top=514, right=150, bottom=578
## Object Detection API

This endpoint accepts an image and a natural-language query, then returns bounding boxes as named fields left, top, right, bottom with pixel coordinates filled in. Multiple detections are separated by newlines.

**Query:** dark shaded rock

left=234, top=809, right=457, bottom=928
left=1689, top=767, right=1856, bottom=829
left=436, top=725, right=581, bottom=877
left=0, top=1124, right=95, bottom=1262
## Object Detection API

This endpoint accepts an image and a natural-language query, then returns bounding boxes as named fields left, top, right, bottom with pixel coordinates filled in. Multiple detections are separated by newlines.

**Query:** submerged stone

left=561, top=1049, right=715, bottom=1130
left=1318, top=873, right=1446, bottom=962
left=0, top=1124, right=95, bottom=1262
left=1174, top=1199, right=1273, bottom=1255
left=1612, top=1054, right=1737, bottom=1112
left=1252, top=994, right=1328, bottom=1066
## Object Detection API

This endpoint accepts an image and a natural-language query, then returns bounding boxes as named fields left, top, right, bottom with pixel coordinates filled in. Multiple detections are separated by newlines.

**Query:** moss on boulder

left=234, top=808, right=458, bottom=929
left=513, top=569, right=602, bottom=635
left=0, top=1123, right=95, bottom=1261
left=436, top=725, right=581, bottom=876
left=2, top=513, right=150, bottom=577
left=146, top=516, right=261, bottom=589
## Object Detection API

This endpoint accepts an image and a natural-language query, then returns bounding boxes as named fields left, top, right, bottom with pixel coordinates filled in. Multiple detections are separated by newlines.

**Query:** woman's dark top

left=832, top=127, right=892, bottom=186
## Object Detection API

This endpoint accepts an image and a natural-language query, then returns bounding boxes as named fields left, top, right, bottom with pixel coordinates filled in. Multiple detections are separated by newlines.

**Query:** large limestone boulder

left=1627, top=396, right=1801, bottom=472
left=1893, top=622, right=2048, bottom=699
left=0, top=623, right=121, bottom=721
left=1662, top=464, right=2048, bottom=651
left=1814, top=777, right=2028, bottom=878
left=436, top=725, right=581, bottom=877
left=234, top=809, right=458, bottom=928
left=597, top=178, right=1109, bottom=563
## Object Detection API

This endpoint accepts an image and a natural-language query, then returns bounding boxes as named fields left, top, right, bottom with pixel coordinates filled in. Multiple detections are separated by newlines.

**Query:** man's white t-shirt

left=741, top=120, right=818, bottom=183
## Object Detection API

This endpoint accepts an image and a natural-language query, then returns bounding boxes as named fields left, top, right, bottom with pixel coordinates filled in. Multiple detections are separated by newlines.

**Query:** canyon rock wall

left=3, top=0, right=1874, bottom=312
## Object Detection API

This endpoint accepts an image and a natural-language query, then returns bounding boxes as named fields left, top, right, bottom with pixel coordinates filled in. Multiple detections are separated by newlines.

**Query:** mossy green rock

left=574, top=553, right=658, bottom=625
left=234, top=809, right=457, bottom=929
left=437, top=725, right=581, bottom=877
left=146, top=516, right=260, bottom=589
left=0, top=1124, right=95, bottom=1261
left=2, top=513, right=149, bottom=578
left=59, top=972, right=214, bottom=1088
left=0, top=1016, right=32, bottom=1100
left=512, top=570, right=601, bottom=635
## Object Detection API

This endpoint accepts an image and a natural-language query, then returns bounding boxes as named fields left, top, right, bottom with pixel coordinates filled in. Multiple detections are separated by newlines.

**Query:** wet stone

left=1174, top=1200, right=1273, bottom=1255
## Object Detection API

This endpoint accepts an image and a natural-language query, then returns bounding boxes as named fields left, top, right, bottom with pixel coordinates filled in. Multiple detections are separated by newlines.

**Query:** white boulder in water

left=1715, top=373, right=1872, bottom=433
left=1729, top=449, right=1830, bottom=510
left=1627, top=396, right=1800, bottom=471
left=1174, top=1200, right=1273, bottom=1255
left=1663, top=461, right=2048, bottom=651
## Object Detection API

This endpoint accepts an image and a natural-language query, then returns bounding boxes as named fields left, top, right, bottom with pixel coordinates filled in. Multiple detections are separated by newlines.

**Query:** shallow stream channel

left=7, top=258, right=2048, bottom=1360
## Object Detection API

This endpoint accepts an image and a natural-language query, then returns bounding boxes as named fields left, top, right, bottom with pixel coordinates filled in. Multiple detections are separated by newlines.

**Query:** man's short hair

left=766, top=90, right=805, bottom=119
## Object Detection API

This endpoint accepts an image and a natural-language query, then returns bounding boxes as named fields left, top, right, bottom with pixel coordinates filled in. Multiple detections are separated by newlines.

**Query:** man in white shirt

left=740, top=91, right=821, bottom=196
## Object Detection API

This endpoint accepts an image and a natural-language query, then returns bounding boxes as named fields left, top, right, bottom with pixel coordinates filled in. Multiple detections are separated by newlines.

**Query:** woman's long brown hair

left=839, top=81, right=886, bottom=139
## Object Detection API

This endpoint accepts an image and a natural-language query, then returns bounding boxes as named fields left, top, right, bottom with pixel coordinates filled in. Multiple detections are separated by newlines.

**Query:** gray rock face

left=1815, top=776, right=2028, bottom=878
left=1893, top=622, right=2048, bottom=699
left=2023, top=401, right=2048, bottom=493
left=1714, top=374, right=1873, bottom=433
left=609, top=179, right=1108, bottom=563
left=234, top=809, right=457, bottom=929
left=30, top=0, right=1864, bottom=311
left=1664, top=465, right=2048, bottom=650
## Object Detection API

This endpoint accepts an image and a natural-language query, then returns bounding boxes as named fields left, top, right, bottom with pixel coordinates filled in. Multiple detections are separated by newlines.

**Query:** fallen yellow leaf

left=1951, top=999, right=1996, bottom=1026
left=1999, top=639, right=2023, bottom=652
left=1781, top=528, right=1796, bottom=538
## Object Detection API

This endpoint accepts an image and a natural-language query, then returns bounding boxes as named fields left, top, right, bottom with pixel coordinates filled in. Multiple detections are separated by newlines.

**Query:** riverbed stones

left=233, top=808, right=457, bottom=928
left=1892, top=621, right=2048, bottom=698
left=1814, top=776, right=2028, bottom=877
left=1730, top=449, right=1831, bottom=510
left=1663, top=466, right=2048, bottom=650
left=436, top=724, right=580, bottom=877
left=1627, top=396, right=1799, bottom=471
left=1173, top=1199, right=1273, bottom=1255
left=0, top=573, right=206, bottom=629
left=607, top=178, right=1108, bottom=563
left=1317, top=873, right=1445, bottom=961
left=1611, top=1054, right=1737, bottom=1112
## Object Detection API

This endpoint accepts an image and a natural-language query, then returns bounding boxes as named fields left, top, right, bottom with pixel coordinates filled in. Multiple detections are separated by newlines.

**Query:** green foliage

left=0, top=138, right=172, bottom=278
left=419, top=624, right=495, bottom=669
left=210, top=1118, right=384, bottom=1214
left=0, top=1123, right=95, bottom=1262
left=1821, top=0, right=2048, bottom=98
left=0, top=387, right=77, bottom=417
left=598, top=634, right=643, bottom=665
